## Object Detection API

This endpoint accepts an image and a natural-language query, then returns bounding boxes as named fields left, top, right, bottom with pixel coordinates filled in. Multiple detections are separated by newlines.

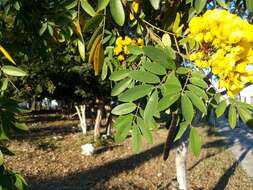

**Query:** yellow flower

left=137, top=38, right=144, bottom=46
left=123, top=36, right=132, bottom=45
left=114, top=35, right=144, bottom=61
left=123, top=46, right=128, bottom=54
left=130, top=0, right=140, bottom=21
left=114, top=45, right=123, bottom=55
left=188, top=9, right=253, bottom=96
left=116, top=37, right=123, bottom=46
left=118, top=55, right=125, bottom=61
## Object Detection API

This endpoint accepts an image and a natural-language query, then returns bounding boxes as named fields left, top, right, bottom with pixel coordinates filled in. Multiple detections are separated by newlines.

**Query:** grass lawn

left=5, top=114, right=253, bottom=190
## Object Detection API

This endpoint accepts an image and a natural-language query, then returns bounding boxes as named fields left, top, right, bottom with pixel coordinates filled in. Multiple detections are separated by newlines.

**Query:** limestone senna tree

left=102, top=1, right=253, bottom=189
left=2, top=0, right=253, bottom=189
left=59, top=0, right=253, bottom=189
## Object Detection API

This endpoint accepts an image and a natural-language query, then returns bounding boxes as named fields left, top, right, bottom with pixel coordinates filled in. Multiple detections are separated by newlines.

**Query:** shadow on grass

left=213, top=149, right=249, bottom=190
left=27, top=143, right=164, bottom=190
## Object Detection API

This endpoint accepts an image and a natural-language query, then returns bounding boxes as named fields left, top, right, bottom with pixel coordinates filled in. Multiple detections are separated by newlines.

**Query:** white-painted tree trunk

left=176, top=142, right=188, bottom=190
left=75, top=105, right=87, bottom=135
left=94, top=108, right=102, bottom=140
left=104, top=105, right=112, bottom=136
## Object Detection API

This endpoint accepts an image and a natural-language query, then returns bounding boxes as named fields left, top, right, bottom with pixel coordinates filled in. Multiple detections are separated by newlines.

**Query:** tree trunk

left=31, top=96, right=36, bottom=111
left=176, top=141, right=188, bottom=190
left=94, top=108, right=102, bottom=140
left=75, top=105, right=87, bottom=135
left=104, top=105, right=112, bottom=136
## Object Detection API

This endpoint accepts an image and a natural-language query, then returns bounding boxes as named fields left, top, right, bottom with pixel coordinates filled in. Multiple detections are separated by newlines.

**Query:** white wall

left=239, top=85, right=253, bottom=105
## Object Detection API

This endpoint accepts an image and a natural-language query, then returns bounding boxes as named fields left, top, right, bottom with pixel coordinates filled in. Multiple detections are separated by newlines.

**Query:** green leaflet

left=176, top=67, right=190, bottom=75
left=110, top=0, right=125, bottom=26
left=186, top=90, right=207, bottom=114
left=77, top=38, right=85, bottom=61
left=1, top=79, right=8, bottom=91
left=132, top=126, right=142, bottom=153
left=216, top=0, right=228, bottom=8
left=215, top=100, right=227, bottom=118
left=194, top=0, right=207, bottom=14
left=228, top=105, right=237, bottom=129
left=111, top=103, right=136, bottom=115
left=238, top=106, right=253, bottom=128
left=39, top=22, right=47, bottom=36
left=138, top=117, right=153, bottom=144
left=149, top=0, right=161, bottom=10
left=144, top=90, right=158, bottom=124
left=246, top=0, right=253, bottom=13
left=110, top=70, right=130, bottom=81
left=190, top=77, right=208, bottom=89
left=101, top=60, right=108, bottom=80
left=0, top=150, right=3, bottom=165
left=142, top=59, right=166, bottom=75
left=181, top=94, right=194, bottom=123
left=187, top=84, right=208, bottom=100
left=97, top=0, right=110, bottom=11
left=174, top=121, right=189, bottom=142
left=83, top=14, right=104, bottom=32
left=189, top=127, right=202, bottom=156
left=236, top=101, right=253, bottom=110
left=114, top=114, right=133, bottom=142
left=15, top=123, right=28, bottom=131
left=118, top=84, right=153, bottom=102
left=111, top=77, right=132, bottom=96
left=2, top=66, right=27, bottom=77
left=191, top=72, right=205, bottom=79
left=143, top=46, right=175, bottom=69
left=158, top=93, right=180, bottom=112
left=128, top=45, right=143, bottom=55
left=129, top=70, right=160, bottom=84
left=80, top=0, right=95, bottom=17
left=164, top=71, right=182, bottom=93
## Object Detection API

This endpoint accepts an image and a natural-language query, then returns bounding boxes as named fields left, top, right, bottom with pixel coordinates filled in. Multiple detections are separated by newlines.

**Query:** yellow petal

left=0, top=45, right=16, bottom=64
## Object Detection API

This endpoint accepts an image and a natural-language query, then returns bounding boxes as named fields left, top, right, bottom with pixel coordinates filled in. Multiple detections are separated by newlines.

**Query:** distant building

left=239, top=85, right=253, bottom=105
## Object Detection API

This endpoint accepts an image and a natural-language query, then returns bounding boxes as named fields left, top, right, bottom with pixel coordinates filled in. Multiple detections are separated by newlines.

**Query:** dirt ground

left=5, top=113, right=253, bottom=190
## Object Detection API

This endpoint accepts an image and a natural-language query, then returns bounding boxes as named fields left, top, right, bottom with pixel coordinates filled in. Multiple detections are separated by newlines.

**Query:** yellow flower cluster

left=130, top=0, right=140, bottom=21
left=114, top=36, right=144, bottom=61
left=188, top=9, right=253, bottom=96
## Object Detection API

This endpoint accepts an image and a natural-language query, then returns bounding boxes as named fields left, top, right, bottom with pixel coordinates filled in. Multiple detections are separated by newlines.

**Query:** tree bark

left=163, top=112, right=178, bottom=160
left=75, top=105, right=87, bottom=135
left=176, top=141, right=188, bottom=190
left=94, top=107, right=102, bottom=140
left=104, top=105, right=112, bottom=136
